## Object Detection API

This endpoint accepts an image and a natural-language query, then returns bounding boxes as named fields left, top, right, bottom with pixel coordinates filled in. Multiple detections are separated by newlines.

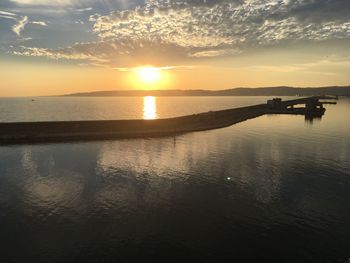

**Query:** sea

left=0, top=96, right=349, bottom=263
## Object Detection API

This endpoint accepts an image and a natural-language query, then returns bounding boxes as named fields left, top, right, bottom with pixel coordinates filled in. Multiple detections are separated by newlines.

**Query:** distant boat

left=31, top=99, right=35, bottom=101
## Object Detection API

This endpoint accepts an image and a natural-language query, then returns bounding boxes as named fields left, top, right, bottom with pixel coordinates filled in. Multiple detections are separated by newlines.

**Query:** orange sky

left=1, top=54, right=349, bottom=97
left=0, top=0, right=349, bottom=96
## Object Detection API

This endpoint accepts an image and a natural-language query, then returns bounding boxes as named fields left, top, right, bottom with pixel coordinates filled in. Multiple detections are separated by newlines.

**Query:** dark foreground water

left=0, top=97, right=349, bottom=263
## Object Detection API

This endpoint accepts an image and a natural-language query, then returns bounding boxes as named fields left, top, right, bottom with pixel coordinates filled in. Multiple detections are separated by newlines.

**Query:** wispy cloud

left=75, top=7, right=92, bottom=12
left=9, top=0, right=74, bottom=6
left=0, top=10, right=17, bottom=20
left=189, top=49, right=239, bottom=58
left=11, top=40, right=189, bottom=66
left=19, top=37, right=33, bottom=41
left=113, top=65, right=195, bottom=71
left=12, top=44, right=109, bottom=63
left=0, top=10, right=17, bottom=16
left=75, top=20, right=84, bottom=24
left=0, top=14, right=17, bottom=20
left=12, top=15, right=28, bottom=36
left=31, top=20, right=47, bottom=26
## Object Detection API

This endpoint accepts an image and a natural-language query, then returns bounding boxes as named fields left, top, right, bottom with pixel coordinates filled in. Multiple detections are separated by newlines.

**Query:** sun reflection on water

left=143, top=96, right=157, bottom=120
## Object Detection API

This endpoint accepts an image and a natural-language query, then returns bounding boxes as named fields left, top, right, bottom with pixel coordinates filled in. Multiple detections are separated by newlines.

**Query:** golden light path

left=143, top=96, right=157, bottom=120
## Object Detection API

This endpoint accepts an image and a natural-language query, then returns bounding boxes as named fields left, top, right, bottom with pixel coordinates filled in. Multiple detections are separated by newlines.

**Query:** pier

left=0, top=96, right=336, bottom=144
left=266, top=96, right=330, bottom=117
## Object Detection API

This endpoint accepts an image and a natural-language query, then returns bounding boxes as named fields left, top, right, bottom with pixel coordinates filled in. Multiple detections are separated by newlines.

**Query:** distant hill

left=63, top=86, right=350, bottom=97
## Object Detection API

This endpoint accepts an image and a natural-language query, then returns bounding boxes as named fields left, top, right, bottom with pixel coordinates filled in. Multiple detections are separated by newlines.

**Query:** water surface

left=0, top=97, right=349, bottom=263
left=0, top=96, right=297, bottom=122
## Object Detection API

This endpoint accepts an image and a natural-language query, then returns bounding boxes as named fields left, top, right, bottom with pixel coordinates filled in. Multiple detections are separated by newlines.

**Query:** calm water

left=0, top=97, right=349, bottom=263
left=0, top=96, right=298, bottom=122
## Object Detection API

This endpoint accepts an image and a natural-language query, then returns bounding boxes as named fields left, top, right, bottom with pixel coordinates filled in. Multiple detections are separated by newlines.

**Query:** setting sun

left=137, top=67, right=161, bottom=84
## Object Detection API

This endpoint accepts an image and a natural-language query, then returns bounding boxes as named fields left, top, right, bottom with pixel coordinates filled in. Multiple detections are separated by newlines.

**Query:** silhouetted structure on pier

left=267, top=98, right=282, bottom=109
left=267, top=96, right=334, bottom=120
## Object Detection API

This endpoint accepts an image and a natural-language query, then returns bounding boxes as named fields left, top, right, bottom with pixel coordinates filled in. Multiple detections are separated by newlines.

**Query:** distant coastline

left=62, top=86, right=350, bottom=97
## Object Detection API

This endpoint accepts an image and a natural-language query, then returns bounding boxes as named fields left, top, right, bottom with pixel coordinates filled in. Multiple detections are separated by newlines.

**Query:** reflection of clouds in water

left=252, top=141, right=283, bottom=204
left=97, top=137, right=202, bottom=179
left=95, top=130, right=285, bottom=204
left=93, top=132, right=251, bottom=209
left=19, top=147, right=86, bottom=220
left=218, top=135, right=284, bottom=204
left=94, top=137, right=199, bottom=208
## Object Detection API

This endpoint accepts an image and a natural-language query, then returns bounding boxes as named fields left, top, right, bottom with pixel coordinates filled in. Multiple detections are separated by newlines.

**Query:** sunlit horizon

left=0, top=0, right=349, bottom=96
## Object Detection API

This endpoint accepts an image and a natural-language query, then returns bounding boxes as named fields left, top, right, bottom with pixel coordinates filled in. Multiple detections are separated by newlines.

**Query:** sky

left=0, top=0, right=349, bottom=96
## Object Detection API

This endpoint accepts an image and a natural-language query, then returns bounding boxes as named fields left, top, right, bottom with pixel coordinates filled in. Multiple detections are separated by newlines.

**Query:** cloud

left=11, top=0, right=350, bottom=66
left=75, top=7, right=93, bottom=12
left=12, top=39, right=193, bottom=66
left=12, top=44, right=106, bottom=62
left=189, top=49, right=240, bottom=58
left=0, top=14, right=17, bottom=20
left=9, top=0, right=74, bottom=6
left=12, top=15, right=28, bottom=36
left=19, top=37, right=33, bottom=41
left=31, top=21, right=47, bottom=26
left=89, top=4, right=235, bottom=48
left=146, top=0, right=243, bottom=8
left=89, top=1, right=350, bottom=51
left=113, top=65, right=195, bottom=71
left=0, top=10, right=17, bottom=16
left=0, top=10, right=17, bottom=20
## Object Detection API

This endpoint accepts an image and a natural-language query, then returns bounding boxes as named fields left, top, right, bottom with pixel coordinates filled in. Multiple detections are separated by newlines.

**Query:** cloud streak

left=12, top=15, right=28, bottom=36
left=0, top=10, right=17, bottom=20
left=0, top=14, right=17, bottom=20
left=12, top=39, right=193, bottom=66
left=114, top=65, right=195, bottom=71
left=9, top=0, right=74, bottom=6
left=0, top=10, right=17, bottom=16
left=31, top=20, right=47, bottom=26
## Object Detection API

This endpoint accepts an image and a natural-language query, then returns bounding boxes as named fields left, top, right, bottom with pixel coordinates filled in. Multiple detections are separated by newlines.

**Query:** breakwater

left=0, top=96, right=334, bottom=144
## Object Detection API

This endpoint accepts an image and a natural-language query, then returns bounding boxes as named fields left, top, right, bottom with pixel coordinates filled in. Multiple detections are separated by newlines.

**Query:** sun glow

left=126, top=66, right=172, bottom=90
left=137, top=67, right=161, bottom=84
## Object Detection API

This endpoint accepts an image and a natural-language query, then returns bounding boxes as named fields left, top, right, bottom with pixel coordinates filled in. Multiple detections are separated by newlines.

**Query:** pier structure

left=267, top=95, right=336, bottom=118
left=0, top=96, right=337, bottom=144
